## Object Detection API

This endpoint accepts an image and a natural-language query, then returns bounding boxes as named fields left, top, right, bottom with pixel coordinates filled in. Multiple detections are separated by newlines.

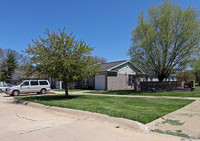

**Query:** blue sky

left=0, top=0, right=200, bottom=62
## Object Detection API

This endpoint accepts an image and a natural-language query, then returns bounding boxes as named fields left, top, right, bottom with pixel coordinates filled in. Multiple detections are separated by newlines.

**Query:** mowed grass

left=86, top=89, right=200, bottom=97
left=16, top=95, right=193, bottom=124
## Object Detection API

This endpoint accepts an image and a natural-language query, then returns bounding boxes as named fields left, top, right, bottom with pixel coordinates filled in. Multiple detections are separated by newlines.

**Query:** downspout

left=105, top=72, right=108, bottom=90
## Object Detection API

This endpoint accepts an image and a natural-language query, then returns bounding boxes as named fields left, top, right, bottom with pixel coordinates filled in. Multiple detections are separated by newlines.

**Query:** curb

left=12, top=98, right=149, bottom=132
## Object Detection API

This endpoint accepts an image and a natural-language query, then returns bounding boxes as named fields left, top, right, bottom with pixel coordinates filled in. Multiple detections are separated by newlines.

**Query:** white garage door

left=95, top=75, right=106, bottom=90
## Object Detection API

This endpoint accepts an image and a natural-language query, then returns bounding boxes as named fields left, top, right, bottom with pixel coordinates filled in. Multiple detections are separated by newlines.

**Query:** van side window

left=22, top=81, right=29, bottom=86
left=39, top=81, right=48, bottom=85
left=31, top=81, right=39, bottom=86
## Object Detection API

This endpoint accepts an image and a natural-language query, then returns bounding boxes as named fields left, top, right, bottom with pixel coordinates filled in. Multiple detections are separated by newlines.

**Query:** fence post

left=191, top=81, right=195, bottom=91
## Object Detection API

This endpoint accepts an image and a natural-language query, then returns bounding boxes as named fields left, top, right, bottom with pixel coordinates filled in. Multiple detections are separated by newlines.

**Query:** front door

left=20, top=81, right=30, bottom=93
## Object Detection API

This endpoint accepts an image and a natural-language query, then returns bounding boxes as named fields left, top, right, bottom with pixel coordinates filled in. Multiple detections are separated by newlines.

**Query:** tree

left=0, top=49, right=18, bottom=82
left=93, top=56, right=107, bottom=64
left=190, top=58, right=200, bottom=85
left=25, top=28, right=99, bottom=96
left=177, top=71, right=195, bottom=83
left=5, top=51, right=18, bottom=79
left=128, top=0, right=200, bottom=82
left=0, top=48, right=29, bottom=82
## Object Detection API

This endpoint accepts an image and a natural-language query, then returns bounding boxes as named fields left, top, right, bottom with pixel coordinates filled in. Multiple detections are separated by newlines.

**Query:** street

left=0, top=94, right=182, bottom=141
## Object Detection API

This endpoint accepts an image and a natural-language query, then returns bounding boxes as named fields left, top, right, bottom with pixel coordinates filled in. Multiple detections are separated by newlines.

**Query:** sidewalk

left=1, top=93, right=184, bottom=141
left=51, top=90, right=200, bottom=139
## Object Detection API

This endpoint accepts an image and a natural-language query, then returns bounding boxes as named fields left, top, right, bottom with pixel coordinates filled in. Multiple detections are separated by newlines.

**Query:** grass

left=16, top=95, right=193, bottom=124
left=162, top=119, right=184, bottom=126
left=152, top=129, right=191, bottom=139
left=86, top=89, right=200, bottom=97
left=54, top=89, right=86, bottom=92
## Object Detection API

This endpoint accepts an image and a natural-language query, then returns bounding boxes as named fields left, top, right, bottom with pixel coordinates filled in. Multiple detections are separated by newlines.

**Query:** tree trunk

left=158, top=74, right=166, bottom=82
left=63, top=81, right=69, bottom=96
left=134, top=77, right=140, bottom=92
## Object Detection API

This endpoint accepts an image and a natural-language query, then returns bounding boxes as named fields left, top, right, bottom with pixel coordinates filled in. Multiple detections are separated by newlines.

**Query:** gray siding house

left=76, top=60, right=144, bottom=90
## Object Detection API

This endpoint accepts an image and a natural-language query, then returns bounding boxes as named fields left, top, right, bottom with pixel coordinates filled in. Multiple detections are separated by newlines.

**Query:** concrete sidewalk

left=51, top=90, right=200, bottom=139
left=51, top=90, right=200, bottom=100
left=0, top=93, right=184, bottom=141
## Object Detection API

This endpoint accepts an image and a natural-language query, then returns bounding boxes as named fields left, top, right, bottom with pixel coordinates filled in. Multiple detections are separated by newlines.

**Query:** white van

left=5, top=80, right=51, bottom=96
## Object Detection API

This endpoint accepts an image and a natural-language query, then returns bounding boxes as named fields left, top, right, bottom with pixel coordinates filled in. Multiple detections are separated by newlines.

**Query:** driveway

left=0, top=93, right=185, bottom=141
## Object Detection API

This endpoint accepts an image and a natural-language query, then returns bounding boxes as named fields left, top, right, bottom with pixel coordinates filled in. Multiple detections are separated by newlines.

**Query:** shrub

left=177, top=71, right=195, bottom=83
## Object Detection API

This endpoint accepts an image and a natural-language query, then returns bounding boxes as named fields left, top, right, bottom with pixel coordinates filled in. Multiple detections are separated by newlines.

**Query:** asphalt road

left=0, top=93, right=182, bottom=141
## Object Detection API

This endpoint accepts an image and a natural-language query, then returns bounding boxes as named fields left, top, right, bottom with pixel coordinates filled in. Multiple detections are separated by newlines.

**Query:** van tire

left=40, top=89, right=46, bottom=94
left=0, top=89, right=2, bottom=93
left=12, top=90, right=19, bottom=96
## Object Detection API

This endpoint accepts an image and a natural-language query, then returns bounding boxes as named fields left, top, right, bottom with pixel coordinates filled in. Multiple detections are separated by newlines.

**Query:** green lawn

left=16, top=95, right=193, bottom=124
left=54, top=89, right=86, bottom=92
left=86, top=89, right=200, bottom=97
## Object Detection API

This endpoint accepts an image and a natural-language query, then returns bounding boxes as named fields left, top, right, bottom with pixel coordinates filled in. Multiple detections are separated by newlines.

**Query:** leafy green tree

left=25, top=28, right=99, bottom=96
left=5, top=51, right=18, bottom=79
left=128, top=0, right=200, bottom=81
left=0, top=49, right=18, bottom=82
left=0, top=48, right=29, bottom=82
left=191, top=58, right=200, bottom=85
left=177, top=71, right=195, bottom=84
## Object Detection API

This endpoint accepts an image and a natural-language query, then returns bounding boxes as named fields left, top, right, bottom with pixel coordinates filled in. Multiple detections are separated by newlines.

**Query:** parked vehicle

left=5, top=80, right=51, bottom=96
left=0, top=83, right=12, bottom=93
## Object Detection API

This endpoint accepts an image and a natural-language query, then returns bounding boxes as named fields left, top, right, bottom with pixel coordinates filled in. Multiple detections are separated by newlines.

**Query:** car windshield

left=17, top=81, right=23, bottom=85
left=6, top=83, right=13, bottom=87
left=0, top=83, right=13, bottom=87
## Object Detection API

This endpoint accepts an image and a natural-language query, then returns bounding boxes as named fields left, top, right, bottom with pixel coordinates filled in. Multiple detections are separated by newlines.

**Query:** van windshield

left=17, top=81, right=23, bottom=85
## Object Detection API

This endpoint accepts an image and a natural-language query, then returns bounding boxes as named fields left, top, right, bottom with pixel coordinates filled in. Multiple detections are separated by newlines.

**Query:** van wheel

left=40, top=89, right=46, bottom=94
left=13, top=90, right=19, bottom=96
left=0, top=89, right=2, bottom=93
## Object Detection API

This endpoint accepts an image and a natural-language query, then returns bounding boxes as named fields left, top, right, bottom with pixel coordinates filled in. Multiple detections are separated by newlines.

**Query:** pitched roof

left=100, top=60, right=128, bottom=71
left=12, top=70, right=45, bottom=79
left=100, top=60, right=144, bottom=74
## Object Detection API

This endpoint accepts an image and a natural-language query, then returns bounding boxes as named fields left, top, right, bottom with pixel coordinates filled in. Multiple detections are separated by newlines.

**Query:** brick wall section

left=107, top=74, right=129, bottom=90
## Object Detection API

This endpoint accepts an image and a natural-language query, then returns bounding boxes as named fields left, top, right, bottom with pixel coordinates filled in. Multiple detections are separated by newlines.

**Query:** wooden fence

left=140, top=81, right=185, bottom=91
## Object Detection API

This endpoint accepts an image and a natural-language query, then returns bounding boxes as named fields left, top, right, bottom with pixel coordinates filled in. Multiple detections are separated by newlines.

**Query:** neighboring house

left=76, top=60, right=145, bottom=90
left=10, top=70, right=63, bottom=89
left=143, top=74, right=177, bottom=82
left=10, top=70, right=45, bottom=85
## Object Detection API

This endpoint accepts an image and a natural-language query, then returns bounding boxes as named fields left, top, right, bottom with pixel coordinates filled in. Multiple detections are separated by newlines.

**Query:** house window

left=83, top=77, right=88, bottom=85
left=128, top=75, right=134, bottom=86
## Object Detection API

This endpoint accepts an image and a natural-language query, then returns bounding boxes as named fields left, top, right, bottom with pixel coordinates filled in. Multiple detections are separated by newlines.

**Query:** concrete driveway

left=0, top=93, right=183, bottom=141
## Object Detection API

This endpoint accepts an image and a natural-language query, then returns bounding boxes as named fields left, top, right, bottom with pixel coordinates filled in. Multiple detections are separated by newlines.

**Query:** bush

left=177, top=71, right=195, bottom=83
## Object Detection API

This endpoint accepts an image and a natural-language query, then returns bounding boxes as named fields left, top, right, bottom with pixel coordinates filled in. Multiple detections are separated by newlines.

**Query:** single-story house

left=10, top=70, right=63, bottom=89
left=10, top=60, right=177, bottom=90
left=76, top=60, right=177, bottom=90
left=76, top=60, right=145, bottom=90
left=10, top=70, right=44, bottom=85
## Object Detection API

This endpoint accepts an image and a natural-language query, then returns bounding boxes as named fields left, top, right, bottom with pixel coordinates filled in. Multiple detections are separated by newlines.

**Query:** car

left=5, top=80, right=51, bottom=96
left=0, top=83, right=12, bottom=93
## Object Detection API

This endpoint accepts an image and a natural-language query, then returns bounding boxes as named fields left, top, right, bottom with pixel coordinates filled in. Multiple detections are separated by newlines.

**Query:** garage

left=95, top=75, right=106, bottom=90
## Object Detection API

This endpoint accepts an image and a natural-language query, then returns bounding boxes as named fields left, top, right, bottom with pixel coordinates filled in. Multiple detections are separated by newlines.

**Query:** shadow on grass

left=17, top=95, right=82, bottom=101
